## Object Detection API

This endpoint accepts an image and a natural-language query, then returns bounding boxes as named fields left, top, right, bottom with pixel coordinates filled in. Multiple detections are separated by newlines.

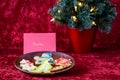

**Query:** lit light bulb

left=71, top=16, right=77, bottom=22
left=58, top=9, right=61, bottom=13
left=74, top=6, right=77, bottom=11
left=50, top=18, right=55, bottom=22
left=90, top=6, right=95, bottom=12
left=78, top=2, right=83, bottom=7
left=92, top=21, right=96, bottom=25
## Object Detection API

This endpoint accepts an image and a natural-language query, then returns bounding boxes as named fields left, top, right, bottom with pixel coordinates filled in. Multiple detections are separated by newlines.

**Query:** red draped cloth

left=0, top=0, right=120, bottom=79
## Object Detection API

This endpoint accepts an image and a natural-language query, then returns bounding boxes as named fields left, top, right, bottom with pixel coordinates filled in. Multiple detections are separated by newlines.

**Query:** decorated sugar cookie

left=31, top=59, right=52, bottom=73
left=51, top=58, right=72, bottom=71
left=54, top=57, right=72, bottom=68
left=20, top=59, right=36, bottom=71
left=34, top=52, right=54, bottom=64
left=34, top=56, right=42, bottom=64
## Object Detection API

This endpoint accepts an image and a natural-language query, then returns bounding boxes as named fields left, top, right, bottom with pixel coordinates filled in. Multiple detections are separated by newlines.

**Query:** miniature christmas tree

left=49, top=0, right=117, bottom=33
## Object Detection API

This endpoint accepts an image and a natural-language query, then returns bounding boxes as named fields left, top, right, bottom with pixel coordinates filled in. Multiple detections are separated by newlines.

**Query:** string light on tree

left=78, top=2, right=83, bottom=7
left=92, top=21, right=96, bottom=26
left=57, top=9, right=61, bottom=13
left=74, top=6, right=77, bottom=11
left=71, top=16, right=77, bottom=22
left=50, top=18, right=55, bottom=22
left=90, top=6, right=96, bottom=12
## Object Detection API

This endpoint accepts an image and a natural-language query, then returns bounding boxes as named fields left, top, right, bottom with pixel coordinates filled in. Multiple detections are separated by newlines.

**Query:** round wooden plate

left=14, top=51, right=75, bottom=75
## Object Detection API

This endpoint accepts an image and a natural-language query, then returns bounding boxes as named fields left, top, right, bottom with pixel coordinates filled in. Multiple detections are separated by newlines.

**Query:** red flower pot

left=68, top=28, right=97, bottom=53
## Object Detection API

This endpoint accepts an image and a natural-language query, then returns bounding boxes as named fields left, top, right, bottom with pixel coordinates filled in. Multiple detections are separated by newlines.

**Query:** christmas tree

left=49, top=0, right=117, bottom=33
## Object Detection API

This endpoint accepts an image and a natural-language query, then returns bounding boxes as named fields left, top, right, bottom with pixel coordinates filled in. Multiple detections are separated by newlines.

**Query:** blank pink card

left=23, top=33, right=56, bottom=54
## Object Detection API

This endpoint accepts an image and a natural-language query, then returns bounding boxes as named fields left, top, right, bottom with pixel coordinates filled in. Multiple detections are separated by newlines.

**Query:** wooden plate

left=14, top=51, right=75, bottom=75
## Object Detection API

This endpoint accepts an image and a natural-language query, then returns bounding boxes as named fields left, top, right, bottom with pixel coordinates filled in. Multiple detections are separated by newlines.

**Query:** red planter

left=68, top=28, right=97, bottom=53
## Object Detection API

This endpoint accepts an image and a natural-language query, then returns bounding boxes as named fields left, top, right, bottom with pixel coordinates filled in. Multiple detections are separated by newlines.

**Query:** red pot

left=68, top=28, right=97, bottom=53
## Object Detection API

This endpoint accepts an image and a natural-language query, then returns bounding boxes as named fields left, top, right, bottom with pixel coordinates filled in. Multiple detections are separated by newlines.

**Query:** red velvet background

left=0, top=0, right=120, bottom=80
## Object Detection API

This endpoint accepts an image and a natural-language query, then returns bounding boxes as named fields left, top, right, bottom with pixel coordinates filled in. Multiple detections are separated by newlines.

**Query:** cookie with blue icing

left=34, top=52, right=54, bottom=65
left=41, top=52, right=52, bottom=58
left=34, top=56, right=42, bottom=64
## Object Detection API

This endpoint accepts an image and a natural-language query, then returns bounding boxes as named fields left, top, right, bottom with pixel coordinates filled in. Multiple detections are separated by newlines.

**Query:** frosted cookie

left=55, top=57, right=72, bottom=66
left=20, top=59, right=36, bottom=71
left=34, top=52, right=54, bottom=65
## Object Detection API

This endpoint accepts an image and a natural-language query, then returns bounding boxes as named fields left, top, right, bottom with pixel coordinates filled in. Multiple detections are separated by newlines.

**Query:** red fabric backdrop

left=0, top=0, right=120, bottom=80
left=0, top=0, right=120, bottom=51
left=0, top=0, right=71, bottom=51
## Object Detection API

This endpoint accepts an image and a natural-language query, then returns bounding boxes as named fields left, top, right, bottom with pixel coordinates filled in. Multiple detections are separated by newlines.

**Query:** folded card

left=23, top=33, right=56, bottom=54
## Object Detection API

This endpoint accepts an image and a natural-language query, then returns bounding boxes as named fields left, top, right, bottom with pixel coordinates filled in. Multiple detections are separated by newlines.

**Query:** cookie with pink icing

left=51, top=57, right=72, bottom=71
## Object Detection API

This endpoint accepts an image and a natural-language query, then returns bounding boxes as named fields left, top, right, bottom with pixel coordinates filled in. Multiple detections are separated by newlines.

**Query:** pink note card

left=23, top=33, right=56, bottom=54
